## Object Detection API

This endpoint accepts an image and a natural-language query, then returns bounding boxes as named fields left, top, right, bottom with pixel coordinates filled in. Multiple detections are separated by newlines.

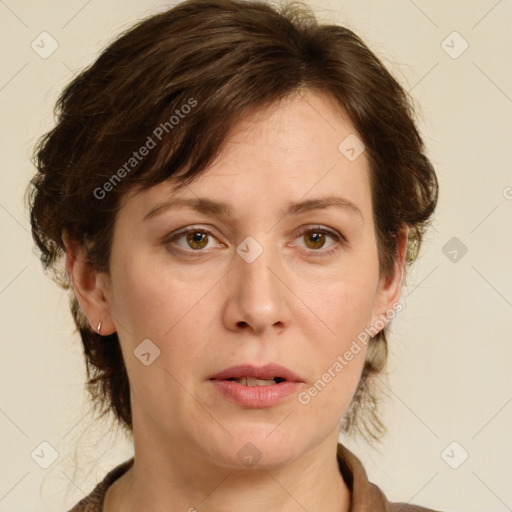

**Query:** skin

left=65, top=90, right=408, bottom=512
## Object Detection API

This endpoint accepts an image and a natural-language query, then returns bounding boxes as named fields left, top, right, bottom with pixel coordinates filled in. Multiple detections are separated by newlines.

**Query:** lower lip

left=210, top=380, right=303, bottom=408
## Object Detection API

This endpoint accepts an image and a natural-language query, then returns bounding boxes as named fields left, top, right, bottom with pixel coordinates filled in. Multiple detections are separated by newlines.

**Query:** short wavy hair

left=26, top=0, right=438, bottom=441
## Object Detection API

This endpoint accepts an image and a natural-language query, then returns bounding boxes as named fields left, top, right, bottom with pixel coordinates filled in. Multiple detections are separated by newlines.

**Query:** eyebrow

left=143, top=195, right=363, bottom=222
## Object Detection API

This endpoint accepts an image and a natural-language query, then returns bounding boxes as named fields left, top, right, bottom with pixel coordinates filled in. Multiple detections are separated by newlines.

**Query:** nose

left=222, top=239, right=289, bottom=335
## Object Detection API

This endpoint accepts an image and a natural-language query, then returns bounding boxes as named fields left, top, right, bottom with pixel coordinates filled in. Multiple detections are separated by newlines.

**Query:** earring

left=97, top=322, right=102, bottom=335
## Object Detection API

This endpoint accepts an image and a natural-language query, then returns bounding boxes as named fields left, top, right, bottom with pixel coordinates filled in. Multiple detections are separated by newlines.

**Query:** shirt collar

left=337, top=442, right=390, bottom=511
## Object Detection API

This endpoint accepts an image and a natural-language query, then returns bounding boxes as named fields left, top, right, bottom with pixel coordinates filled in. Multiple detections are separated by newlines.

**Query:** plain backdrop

left=1, top=0, right=511, bottom=511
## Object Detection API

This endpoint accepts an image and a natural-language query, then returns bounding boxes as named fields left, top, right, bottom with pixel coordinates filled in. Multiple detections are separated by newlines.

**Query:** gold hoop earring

left=97, top=322, right=102, bottom=335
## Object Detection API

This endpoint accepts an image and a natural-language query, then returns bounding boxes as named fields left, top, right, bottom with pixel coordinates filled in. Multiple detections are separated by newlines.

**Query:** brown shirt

left=67, top=442, right=443, bottom=511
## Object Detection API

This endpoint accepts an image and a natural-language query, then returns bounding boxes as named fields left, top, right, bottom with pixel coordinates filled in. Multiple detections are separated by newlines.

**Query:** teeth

left=232, top=378, right=278, bottom=386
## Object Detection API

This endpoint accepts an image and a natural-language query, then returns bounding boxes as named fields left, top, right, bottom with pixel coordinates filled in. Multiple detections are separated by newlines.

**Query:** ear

left=369, top=225, right=409, bottom=330
left=62, top=230, right=116, bottom=336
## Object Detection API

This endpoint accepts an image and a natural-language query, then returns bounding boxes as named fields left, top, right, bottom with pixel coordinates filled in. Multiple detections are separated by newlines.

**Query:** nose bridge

left=227, top=233, right=287, bottom=332
left=237, top=235, right=276, bottom=288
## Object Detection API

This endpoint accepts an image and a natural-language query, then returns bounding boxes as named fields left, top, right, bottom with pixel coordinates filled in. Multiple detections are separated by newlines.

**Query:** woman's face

left=87, top=91, right=404, bottom=468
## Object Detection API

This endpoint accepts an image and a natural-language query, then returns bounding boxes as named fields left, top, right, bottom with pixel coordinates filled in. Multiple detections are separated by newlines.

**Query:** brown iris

left=304, top=231, right=326, bottom=250
left=186, top=231, right=209, bottom=250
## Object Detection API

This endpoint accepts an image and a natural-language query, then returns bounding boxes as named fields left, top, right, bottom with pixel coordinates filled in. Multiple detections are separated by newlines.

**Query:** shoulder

left=67, top=457, right=134, bottom=512
left=336, top=443, right=446, bottom=512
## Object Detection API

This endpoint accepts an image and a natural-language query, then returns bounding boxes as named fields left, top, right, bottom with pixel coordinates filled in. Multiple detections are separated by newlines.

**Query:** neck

left=104, top=423, right=351, bottom=512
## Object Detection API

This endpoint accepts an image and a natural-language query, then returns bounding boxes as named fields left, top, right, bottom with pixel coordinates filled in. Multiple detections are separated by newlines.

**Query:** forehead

left=121, top=91, right=372, bottom=220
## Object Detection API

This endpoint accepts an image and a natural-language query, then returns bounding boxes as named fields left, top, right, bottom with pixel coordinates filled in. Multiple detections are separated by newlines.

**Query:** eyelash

left=164, top=225, right=347, bottom=258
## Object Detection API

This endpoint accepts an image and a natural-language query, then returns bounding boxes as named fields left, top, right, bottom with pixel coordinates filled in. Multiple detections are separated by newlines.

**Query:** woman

left=27, top=0, right=441, bottom=510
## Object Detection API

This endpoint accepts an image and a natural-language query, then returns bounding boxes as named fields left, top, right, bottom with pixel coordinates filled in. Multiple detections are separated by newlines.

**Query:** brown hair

left=26, top=0, right=438, bottom=441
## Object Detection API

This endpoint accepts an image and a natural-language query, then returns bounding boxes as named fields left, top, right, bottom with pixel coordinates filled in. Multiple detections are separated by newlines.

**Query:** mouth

left=221, top=377, right=287, bottom=386
left=208, top=365, right=304, bottom=408
left=209, top=364, right=304, bottom=385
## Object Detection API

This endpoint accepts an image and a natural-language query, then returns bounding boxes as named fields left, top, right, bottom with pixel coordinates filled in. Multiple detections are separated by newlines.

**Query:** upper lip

left=209, top=364, right=304, bottom=382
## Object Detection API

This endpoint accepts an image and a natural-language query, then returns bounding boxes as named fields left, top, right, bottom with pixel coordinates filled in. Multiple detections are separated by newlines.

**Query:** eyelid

left=295, top=224, right=346, bottom=243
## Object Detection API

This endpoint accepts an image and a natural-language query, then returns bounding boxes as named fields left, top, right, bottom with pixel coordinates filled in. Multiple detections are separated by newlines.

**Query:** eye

left=164, top=225, right=347, bottom=257
left=165, top=227, right=223, bottom=254
left=293, top=226, right=347, bottom=257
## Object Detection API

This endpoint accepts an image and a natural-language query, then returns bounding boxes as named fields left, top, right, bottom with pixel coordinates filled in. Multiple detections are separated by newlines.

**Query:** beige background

left=1, top=0, right=511, bottom=510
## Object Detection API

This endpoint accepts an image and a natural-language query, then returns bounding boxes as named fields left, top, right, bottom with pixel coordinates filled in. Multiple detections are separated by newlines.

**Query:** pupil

left=187, top=231, right=207, bottom=249
left=307, top=232, right=324, bottom=249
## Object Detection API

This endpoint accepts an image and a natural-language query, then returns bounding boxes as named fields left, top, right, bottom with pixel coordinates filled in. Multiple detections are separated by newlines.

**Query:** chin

left=205, top=429, right=306, bottom=470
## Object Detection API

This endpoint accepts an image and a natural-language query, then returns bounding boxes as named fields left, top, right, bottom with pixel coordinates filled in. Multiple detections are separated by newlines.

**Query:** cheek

left=106, top=255, right=215, bottom=414
left=305, top=254, right=379, bottom=341
left=108, top=250, right=201, bottom=341
left=295, top=294, right=370, bottom=421
left=295, top=261, right=378, bottom=409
